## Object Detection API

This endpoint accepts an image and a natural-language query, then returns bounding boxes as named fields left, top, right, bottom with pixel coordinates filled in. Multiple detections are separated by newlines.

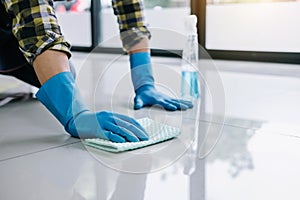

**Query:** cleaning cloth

left=85, top=118, right=180, bottom=152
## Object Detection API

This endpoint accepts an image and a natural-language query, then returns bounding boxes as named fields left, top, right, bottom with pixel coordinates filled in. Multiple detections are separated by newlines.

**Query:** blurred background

left=53, top=0, right=300, bottom=54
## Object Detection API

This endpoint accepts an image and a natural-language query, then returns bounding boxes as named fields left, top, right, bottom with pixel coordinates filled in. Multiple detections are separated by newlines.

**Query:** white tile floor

left=1, top=52, right=300, bottom=200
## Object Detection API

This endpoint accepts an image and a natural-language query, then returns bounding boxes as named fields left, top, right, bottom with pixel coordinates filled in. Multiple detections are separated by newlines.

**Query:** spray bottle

left=180, top=15, right=200, bottom=101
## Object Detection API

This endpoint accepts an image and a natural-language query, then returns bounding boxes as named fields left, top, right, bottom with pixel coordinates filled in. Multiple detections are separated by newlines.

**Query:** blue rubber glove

left=130, top=52, right=193, bottom=111
left=134, top=84, right=193, bottom=111
left=36, top=72, right=148, bottom=142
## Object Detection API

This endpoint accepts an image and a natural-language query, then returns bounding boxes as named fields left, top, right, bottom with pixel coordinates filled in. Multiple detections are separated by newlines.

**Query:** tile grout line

left=186, top=117, right=260, bottom=131
left=0, top=141, right=82, bottom=163
left=186, top=117, right=300, bottom=138
left=198, top=118, right=300, bottom=139
left=2, top=121, right=298, bottom=163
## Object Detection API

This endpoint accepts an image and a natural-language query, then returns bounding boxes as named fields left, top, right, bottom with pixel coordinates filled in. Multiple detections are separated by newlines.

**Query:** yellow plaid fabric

left=112, top=0, right=151, bottom=51
left=0, top=0, right=150, bottom=64
left=1, top=0, right=71, bottom=64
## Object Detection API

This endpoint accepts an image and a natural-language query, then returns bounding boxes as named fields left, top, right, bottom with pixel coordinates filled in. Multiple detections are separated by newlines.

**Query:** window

left=189, top=0, right=300, bottom=63
left=54, top=0, right=93, bottom=47
left=100, top=0, right=191, bottom=50
left=55, top=0, right=191, bottom=51
left=206, top=0, right=300, bottom=53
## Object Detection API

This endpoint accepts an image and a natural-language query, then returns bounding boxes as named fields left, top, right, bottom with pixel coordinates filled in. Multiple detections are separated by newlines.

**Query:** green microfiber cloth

left=85, top=118, right=181, bottom=152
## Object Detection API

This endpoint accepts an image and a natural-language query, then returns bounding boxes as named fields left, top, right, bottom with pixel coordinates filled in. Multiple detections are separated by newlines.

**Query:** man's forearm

left=33, top=50, right=70, bottom=85
left=128, top=38, right=150, bottom=54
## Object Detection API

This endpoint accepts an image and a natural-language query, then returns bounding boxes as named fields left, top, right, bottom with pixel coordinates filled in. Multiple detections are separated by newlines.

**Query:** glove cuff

left=36, top=72, right=89, bottom=136
left=129, top=52, right=154, bottom=91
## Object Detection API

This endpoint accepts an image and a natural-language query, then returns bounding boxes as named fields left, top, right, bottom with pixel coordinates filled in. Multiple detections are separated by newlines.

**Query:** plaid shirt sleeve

left=112, top=0, right=151, bottom=52
left=1, top=0, right=71, bottom=65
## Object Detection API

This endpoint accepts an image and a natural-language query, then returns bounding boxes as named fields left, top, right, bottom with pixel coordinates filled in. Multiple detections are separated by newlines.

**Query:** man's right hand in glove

left=33, top=50, right=148, bottom=142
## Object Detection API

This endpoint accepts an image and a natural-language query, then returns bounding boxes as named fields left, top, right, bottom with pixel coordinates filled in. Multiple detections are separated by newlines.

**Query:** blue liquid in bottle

left=180, top=70, right=199, bottom=100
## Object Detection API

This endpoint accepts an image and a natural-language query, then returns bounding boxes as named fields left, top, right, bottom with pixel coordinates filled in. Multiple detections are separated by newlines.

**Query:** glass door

left=192, top=0, right=300, bottom=63
left=54, top=0, right=93, bottom=48
left=99, top=0, right=191, bottom=50
left=206, top=0, right=300, bottom=53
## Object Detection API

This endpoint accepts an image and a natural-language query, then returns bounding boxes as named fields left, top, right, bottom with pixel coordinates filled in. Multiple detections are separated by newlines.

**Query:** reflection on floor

left=1, top=52, right=300, bottom=200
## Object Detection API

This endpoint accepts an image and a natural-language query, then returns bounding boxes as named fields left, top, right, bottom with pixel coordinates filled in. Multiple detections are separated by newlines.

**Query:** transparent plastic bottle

left=180, top=15, right=200, bottom=101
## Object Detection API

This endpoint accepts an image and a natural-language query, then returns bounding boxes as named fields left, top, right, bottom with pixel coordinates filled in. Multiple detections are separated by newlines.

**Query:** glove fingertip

left=140, top=136, right=149, bottom=141
left=127, top=135, right=140, bottom=142
left=181, top=100, right=194, bottom=108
